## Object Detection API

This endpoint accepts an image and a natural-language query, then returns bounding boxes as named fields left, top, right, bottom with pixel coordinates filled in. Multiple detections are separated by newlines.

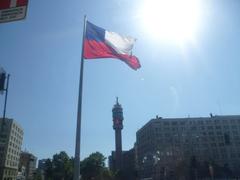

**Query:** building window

left=208, top=126, right=213, bottom=130
left=211, top=143, right=217, bottom=147
left=219, top=143, right=224, bottom=147
left=224, top=133, right=231, bottom=145
left=225, top=126, right=230, bottom=129
left=208, top=132, right=214, bottom=136
left=230, top=153, right=236, bottom=158
left=164, top=122, right=169, bottom=126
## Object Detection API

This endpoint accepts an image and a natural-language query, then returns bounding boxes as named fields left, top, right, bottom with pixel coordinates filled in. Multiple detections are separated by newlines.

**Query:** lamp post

left=209, top=164, right=214, bottom=180
left=141, top=151, right=161, bottom=180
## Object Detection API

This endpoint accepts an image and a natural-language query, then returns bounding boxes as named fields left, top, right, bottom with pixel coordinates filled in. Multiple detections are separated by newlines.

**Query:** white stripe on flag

left=105, top=31, right=136, bottom=55
left=10, top=0, right=17, bottom=8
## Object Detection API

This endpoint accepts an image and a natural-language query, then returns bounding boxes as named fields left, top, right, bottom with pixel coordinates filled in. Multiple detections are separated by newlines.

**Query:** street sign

left=0, top=0, right=28, bottom=23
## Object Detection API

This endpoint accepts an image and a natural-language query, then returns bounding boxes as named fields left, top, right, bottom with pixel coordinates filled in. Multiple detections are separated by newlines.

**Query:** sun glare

left=138, top=0, right=202, bottom=44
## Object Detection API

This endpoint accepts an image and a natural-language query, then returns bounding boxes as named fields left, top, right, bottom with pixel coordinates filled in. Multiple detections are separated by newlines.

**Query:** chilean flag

left=0, top=0, right=28, bottom=9
left=84, top=21, right=141, bottom=70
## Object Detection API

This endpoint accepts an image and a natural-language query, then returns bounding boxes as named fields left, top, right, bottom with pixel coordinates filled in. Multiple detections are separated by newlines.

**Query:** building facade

left=0, top=118, right=24, bottom=180
left=136, top=115, right=240, bottom=179
left=18, top=152, right=37, bottom=180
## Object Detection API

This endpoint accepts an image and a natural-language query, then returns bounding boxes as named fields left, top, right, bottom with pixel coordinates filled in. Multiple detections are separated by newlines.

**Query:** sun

left=138, top=0, right=202, bottom=44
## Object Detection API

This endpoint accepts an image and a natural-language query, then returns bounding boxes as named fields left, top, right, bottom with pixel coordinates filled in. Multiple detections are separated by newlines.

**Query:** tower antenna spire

left=116, top=97, right=119, bottom=104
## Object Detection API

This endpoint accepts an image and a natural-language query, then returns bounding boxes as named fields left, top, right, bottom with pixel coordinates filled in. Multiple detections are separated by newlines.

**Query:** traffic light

left=0, top=71, right=6, bottom=91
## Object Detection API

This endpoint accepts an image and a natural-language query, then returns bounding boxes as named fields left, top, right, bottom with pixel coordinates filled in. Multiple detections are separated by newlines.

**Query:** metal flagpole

left=73, top=15, right=87, bottom=180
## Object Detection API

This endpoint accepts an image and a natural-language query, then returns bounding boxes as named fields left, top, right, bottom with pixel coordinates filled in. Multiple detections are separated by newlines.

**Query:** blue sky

left=0, top=0, right=240, bottom=161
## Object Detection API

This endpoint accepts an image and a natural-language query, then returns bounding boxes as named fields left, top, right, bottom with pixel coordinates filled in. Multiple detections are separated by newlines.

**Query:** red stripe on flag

left=84, top=40, right=141, bottom=70
left=0, top=0, right=11, bottom=9
left=17, top=0, right=28, bottom=6
left=84, top=40, right=115, bottom=59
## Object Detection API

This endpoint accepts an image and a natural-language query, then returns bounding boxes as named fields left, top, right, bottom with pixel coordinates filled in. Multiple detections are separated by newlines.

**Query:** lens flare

left=138, top=0, right=202, bottom=44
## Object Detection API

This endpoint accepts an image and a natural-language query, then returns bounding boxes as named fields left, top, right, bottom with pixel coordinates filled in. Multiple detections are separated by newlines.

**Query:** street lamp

left=141, top=151, right=161, bottom=180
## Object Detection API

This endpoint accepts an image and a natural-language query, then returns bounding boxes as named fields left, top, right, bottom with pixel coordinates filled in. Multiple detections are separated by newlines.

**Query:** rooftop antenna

left=210, top=113, right=213, bottom=118
left=116, top=97, right=119, bottom=104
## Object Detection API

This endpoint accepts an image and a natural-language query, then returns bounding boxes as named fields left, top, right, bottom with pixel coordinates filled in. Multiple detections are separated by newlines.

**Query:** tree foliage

left=52, top=151, right=73, bottom=180
left=44, top=151, right=73, bottom=180
left=43, top=151, right=114, bottom=180
left=45, top=158, right=53, bottom=180
left=80, top=152, right=114, bottom=180
left=33, top=169, right=43, bottom=180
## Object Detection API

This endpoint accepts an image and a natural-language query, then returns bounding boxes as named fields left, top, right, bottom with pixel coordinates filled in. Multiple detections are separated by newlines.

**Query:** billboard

left=0, top=0, right=28, bottom=23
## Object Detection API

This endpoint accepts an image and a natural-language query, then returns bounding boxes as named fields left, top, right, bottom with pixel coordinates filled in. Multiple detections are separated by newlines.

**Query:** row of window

left=153, top=125, right=240, bottom=132
left=154, top=118, right=240, bottom=126
left=9, top=140, right=21, bottom=149
left=3, top=168, right=17, bottom=177
left=8, top=146, right=20, bottom=157
left=5, top=159, right=18, bottom=167
left=12, top=123, right=23, bottom=135
left=10, top=134, right=23, bottom=145
left=7, top=153, right=19, bottom=162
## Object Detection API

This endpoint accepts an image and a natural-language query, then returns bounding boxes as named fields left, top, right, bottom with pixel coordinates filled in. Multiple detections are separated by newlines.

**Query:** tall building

left=0, top=118, right=24, bottom=180
left=136, top=115, right=240, bottom=179
left=109, top=99, right=137, bottom=180
left=18, top=151, right=37, bottom=180
left=112, top=97, right=124, bottom=170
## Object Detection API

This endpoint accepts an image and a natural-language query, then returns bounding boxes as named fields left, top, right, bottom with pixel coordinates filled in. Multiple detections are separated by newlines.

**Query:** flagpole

left=73, top=15, right=87, bottom=180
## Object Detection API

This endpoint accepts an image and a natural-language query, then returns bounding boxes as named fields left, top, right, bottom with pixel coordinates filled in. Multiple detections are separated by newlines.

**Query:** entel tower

left=112, top=97, right=123, bottom=170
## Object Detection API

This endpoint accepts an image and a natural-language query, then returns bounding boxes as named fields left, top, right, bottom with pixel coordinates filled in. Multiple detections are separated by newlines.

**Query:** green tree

left=33, top=169, right=43, bottom=180
left=44, top=152, right=73, bottom=180
left=45, top=158, right=53, bottom=180
left=80, top=152, right=113, bottom=180
left=101, top=168, right=115, bottom=180
left=44, top=151, right=114, bottom=180
left=52, top=151, right=73, bottom=180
